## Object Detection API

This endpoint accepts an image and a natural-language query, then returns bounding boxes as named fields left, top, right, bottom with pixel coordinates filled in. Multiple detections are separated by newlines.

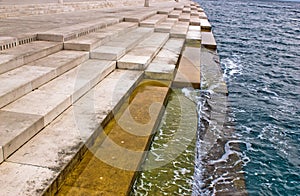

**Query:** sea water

left=197, top=0, right=300, bottom=195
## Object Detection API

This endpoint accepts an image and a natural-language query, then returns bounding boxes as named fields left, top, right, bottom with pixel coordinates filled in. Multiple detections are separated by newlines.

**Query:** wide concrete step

left=90, top=27, right=153, bottom=61
left=37, top=18, right=120, bottom=42
left=139, top=14, right=168, bottom=28
left=155, top=18, right=178, bottom=33
left=0, top=41, right=63, bottom=74
left=117, top=32, right=169, bottom=70
left=0, top=59, right=115, bottom=164
left=0, top=69, right=143, bottom=195
left=170, top=21, right=190, bottom=38
left=145, top=38, right=185, bottom=80
left=64, top=22, right=138, bottom=51
left=0, top=50, right=88, bottom=109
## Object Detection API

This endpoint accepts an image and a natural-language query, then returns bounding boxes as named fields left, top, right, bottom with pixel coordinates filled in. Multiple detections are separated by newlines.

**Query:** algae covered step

left=56, top=82, right=169, bottom=195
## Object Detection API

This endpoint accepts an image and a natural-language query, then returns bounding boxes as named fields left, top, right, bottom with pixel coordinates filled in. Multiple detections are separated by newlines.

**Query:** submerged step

left=90, top=27, right=153, bottom=61
left=0, top=70, right=143, bottom=195
left=56, top=82, right=169, bottom=195
left=0, top=60, right=115, bottom=163
left=0, top=41, right=63, bottom=74
left=117, top=32, right=169, bottom=70
left=64, top=22, right=138, bottom=51
left=0, top=50, right=88, bottom=108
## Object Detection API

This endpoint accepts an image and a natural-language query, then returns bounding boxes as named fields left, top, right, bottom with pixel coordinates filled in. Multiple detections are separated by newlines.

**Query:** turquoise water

left=198, top=0, right=300, bottom=195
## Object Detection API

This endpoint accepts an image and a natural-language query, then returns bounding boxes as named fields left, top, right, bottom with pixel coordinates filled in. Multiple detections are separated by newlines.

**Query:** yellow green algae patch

left=57, top=80, right=169, bottom=195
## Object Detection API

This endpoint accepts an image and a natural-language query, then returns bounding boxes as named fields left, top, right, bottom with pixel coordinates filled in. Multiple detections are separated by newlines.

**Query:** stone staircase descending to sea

left=0, top=0, right=217, bottom=195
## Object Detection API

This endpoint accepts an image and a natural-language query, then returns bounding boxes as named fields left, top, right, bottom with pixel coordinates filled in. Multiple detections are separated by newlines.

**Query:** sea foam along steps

left=0, top=50, right=89, bottom=109
left=0, top=70, right=143, bottom=196
left=90, top=27, right=153, bottom=61
left=63, top=22, right=138, bottom=51
left=0, top=41, right=63, bottom=74
left=0, top=59, right=115, bottom=164
left=117, top=32, right=169, bottom=70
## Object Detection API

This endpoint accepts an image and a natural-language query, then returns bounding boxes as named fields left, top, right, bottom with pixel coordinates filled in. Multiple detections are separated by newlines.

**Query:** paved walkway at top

left=0, top=0, right=105, bottom=5
left=0, top=1, right=178, bottom=39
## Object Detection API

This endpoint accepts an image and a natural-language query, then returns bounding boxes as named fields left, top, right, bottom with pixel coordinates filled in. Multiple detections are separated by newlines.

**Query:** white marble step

left=0, top=41, right=63, bottom=74
left=37, top=18, right=120, bottom=42
left=63, top=22, right=138, bottom=51
left=0, top=59, right=115, bottom=164
left=90, top=27, right=153, bottom=61
left=0, top=50, right=88, bottom=109
left=170, top=21, right=190, bottom=38
left=168, top=10, right=182, bottom=18
left=201, top=31, right=217, bottom=50
left=0, top=70, right=143, bottom=195
left=155, top=18, right=178, bottom=33
left=139, top=14, right=168, bottom=28
left=117, top=32, right=169, bottom=70
left=200, top=18, right=212, bottom=31
left=124, top=10, right=156, bottom=22
left=145, top=38, right=185, bottom=80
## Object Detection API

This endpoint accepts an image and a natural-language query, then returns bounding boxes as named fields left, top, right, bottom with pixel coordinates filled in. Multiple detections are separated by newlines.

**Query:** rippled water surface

left=198, top=0, right=300, bottom=195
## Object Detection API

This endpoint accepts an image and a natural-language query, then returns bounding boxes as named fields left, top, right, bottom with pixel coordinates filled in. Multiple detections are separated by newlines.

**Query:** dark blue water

left=197, top=0, right=300, bottom=195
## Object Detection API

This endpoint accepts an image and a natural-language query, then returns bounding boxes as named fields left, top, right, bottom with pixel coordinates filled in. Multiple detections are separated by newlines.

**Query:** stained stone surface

left=0, top=110, right=43, bottom=161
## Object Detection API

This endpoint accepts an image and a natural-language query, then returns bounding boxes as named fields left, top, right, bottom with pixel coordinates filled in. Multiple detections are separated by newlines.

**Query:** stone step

left=90, top=27, right=153, bottom=61
left=0, top=59, right=115, bottom=164
left=145, top=38, right=185, bottom=80
left=174, top=5, right=184, bottom=10
left=157, top=7, right=174, bottom=15
left=0, top=50, right=88, bottom=109
left=183, top=7, right=191, bottom=13
left=63, top=22, right=138, bottom=51
left=200, top=18, right=212, bottom=32
left=173, top=46, right=201, bottom=89
left=124, top=10, right=156, bottom=22
left=201, top=31, right=217, bottom=50
left=170, top=21, right=190, bottom=38
left=199, top=12, right=208, bottom=19
left=37, top=18, right=120, bottom=42
left=0, top=41, right=63, bottom=74
left=117, top=32, right=169, bottom=70
left=139, top=14, right=168, bottom=28
left=186, top=25, right=202, bottom=47
left=0, top=70, right=143, bottom=195
left=190, top=16, right=201, bottom=26
left=154, top=18, right=178, bottom=33
left=179, top=13, right=191, bottom=22
left=168, top=10, right=182, bottom=18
